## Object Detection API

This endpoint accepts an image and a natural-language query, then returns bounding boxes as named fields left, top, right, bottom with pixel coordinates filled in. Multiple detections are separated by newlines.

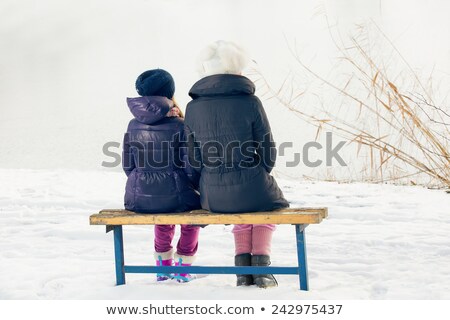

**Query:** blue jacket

left=123, top=96, right=200, bottom=213
left=185, top=74, right=289, bottom=213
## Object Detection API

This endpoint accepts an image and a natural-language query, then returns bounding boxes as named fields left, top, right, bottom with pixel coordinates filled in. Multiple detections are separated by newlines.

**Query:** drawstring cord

left=156, top=255, right=172, bottom=279
left=156, top=256, right=192, bottom=282
left=172, top=257, right=191, bottom=282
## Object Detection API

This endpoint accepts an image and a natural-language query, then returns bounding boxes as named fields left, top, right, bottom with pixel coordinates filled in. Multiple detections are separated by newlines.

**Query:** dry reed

left=251, top=23, right=450, bottom=188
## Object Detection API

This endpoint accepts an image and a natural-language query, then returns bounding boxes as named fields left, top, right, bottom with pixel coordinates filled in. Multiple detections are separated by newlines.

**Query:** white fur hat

left=196, top=40, right=251, bottom=77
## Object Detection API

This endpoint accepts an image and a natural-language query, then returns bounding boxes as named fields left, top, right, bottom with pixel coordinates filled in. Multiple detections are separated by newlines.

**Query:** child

left=122, top=69, right=201, bottom=282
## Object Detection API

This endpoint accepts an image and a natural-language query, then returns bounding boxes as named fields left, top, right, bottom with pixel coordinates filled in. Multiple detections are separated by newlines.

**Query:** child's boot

left=251, top=255, right=278, bottom=288
left=235, top=253, right=254, bottom=286
left=154, top=249, right=174, bottom=282
left=173, top=253, right=196, bottom=283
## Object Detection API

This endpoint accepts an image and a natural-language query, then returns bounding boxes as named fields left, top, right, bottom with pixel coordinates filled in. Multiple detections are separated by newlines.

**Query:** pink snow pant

left=232, top=224, right=276, bottom=255
left=154, top=225, right=200, bottom=256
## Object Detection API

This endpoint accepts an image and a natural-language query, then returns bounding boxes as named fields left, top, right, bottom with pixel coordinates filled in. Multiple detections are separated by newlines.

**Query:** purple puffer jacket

left=122, top=96, right=200, bottom=213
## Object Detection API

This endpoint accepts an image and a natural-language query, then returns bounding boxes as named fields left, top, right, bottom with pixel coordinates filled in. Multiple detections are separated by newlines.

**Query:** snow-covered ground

left=0, top=169, right=449, bottom=300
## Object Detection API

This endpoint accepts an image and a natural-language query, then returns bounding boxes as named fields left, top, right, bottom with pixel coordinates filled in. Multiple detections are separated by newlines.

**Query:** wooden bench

left=89, top=207, right=328, bottom=291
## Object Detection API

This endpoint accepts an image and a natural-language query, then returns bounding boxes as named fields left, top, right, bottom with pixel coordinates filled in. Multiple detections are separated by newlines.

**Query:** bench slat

left=89, top=208, right=327, bottom=225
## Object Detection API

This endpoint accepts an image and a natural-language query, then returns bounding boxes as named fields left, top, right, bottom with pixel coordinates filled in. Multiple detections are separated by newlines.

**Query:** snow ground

left=0, top=169, right=449, bottom=300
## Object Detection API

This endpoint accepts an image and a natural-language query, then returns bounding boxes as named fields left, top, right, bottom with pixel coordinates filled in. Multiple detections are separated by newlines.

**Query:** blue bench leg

left=113, top=225, right=126, bottom=285
left=295, top=224, right=309, bottom=291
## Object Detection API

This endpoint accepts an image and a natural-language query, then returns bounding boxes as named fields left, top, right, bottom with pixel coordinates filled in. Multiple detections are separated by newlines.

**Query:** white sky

left=0, top=0, right=449, bottom=173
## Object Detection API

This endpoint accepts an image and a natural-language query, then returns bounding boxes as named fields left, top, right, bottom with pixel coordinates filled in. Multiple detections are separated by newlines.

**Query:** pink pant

left=154, top=224, right=200, bottom=256
left=232, top=224, right=276, bottom=255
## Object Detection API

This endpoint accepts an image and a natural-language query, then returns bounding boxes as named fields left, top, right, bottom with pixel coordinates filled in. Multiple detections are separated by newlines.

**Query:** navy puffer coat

left=184, top=74, right=289, bottom=213
left=123, top=96, right=200, bottom=213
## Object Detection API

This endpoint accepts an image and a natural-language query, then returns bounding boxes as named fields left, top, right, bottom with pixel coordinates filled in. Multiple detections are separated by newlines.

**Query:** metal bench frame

left=90, top=208, right=328, bottom=291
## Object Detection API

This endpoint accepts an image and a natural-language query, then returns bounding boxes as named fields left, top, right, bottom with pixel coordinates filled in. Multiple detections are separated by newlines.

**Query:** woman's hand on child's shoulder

left=166, top=106, right=181, bottom=117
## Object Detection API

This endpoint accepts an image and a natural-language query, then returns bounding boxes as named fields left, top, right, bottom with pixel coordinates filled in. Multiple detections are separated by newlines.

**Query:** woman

left=184, top=41, right=289, bottom=288
left=123, top=69, right=201, bottom=282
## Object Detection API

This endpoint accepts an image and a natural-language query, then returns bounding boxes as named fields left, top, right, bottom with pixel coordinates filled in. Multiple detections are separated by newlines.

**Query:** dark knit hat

left=135, top=69, right=175, bottom=98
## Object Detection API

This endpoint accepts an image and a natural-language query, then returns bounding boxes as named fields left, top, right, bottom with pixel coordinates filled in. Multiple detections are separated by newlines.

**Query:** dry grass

left=251, top=23, right=450, bottom=188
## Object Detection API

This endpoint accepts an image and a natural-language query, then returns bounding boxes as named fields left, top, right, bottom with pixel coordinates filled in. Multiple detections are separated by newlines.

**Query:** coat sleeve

left=122, top=132, right=135, bottom=177
left=172, top=122, right=200, bottom=190
left=182, top=124, right=201, bottom=189
left=252, top=98, right=276, bottom=173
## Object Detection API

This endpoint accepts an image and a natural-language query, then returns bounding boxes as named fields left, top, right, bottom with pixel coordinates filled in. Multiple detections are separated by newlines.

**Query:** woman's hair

left=196, top=40, right=250, bottom=78
left=172, top=97, right=184, bottom=118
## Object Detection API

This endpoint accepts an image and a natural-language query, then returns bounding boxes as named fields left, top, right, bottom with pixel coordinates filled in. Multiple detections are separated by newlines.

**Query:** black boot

left=235, top=253, right=254, bottom=286
left=251, top=255, right=278, bottom=288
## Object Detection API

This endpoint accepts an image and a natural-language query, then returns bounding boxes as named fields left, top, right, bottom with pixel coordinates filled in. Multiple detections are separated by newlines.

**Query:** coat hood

left=189, top=74, right=255, bottom=99
left=126, top=96, right=172, bottom=124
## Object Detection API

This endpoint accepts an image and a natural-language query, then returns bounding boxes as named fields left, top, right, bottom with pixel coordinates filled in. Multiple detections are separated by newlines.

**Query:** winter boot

left=154, top=249, right=174, bottom=282
left=173, top=253, right=196, bottom=283
left=251, top=255, right=278, bottom=288
left=234, top=253, right=254, bottom=286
